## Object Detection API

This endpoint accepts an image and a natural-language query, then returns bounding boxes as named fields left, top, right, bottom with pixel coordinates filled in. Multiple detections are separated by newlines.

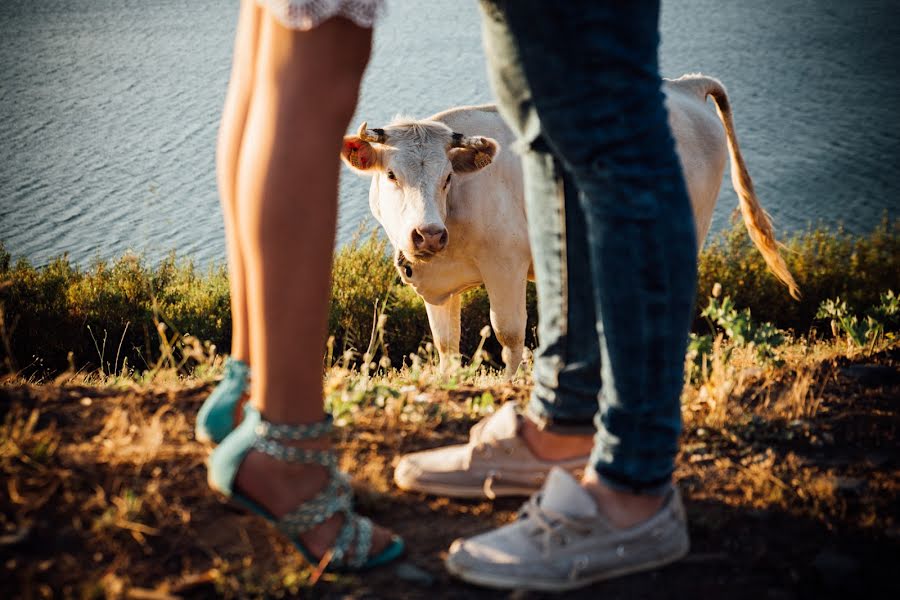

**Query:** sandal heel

left=196, top=357, right=250, bottom=443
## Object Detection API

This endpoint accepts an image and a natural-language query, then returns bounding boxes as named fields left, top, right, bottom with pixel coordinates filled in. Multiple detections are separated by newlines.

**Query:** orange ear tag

left=348, top=148, right=362, bottom=169
left=474, top=151, right=491, bottom=169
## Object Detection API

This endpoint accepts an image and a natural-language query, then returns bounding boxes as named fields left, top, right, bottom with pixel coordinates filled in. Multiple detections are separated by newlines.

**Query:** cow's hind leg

left=484, top=271, right=528, bottom=380
left=425, top=294, right=462, bottom=372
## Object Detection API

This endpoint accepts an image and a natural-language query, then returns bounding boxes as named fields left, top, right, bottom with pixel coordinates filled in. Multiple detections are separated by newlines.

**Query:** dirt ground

left=1, top=348, right=898, bottom=599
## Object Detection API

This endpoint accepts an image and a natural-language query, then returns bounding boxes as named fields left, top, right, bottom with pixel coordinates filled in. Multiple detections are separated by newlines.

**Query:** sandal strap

left=277, top=473, right=353, bottom=534
left=330, top=512, right=356, bottom=565
left=248, top=415, right=378, bottom=569
left=252, top=415, right=337, bottom=468
left=347, top=515, right=374, bottom=569
left=251, top=437, right=338, bottom=469
left=330, top=513, right=374, bottom=568
left=255, top=416, right=332, bottom=441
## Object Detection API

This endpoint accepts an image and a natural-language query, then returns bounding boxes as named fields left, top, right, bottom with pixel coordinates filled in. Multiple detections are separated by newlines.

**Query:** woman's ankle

left=233, top=427, right=334, bottom=518
left=235, top=448, right=330, bottom=518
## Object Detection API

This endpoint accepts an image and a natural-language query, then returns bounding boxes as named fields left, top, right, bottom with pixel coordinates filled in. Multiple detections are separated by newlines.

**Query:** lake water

left=1, top=0, right=898, bottom=267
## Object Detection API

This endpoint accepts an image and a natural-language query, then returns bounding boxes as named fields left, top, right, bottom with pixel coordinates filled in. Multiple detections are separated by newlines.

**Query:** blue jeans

left=479, top=0, right=697, bottom=494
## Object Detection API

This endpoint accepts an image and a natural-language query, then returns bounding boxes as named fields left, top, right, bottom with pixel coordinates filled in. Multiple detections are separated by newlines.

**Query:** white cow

left=340, top=74, right=799, bottom=377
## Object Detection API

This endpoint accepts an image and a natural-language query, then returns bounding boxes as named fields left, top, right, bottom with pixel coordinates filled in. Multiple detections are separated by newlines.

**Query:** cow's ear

left=341, top=136, right=381, bottom=173
left=449, top=137, right=500, bottom=174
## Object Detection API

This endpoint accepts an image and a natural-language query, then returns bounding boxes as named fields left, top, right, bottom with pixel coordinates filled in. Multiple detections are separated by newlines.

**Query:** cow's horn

left=357, top=121, right=387, bottom=144
left=451, top=132, right=492, bottom=168
left=450, top=132, right=478, bottom=148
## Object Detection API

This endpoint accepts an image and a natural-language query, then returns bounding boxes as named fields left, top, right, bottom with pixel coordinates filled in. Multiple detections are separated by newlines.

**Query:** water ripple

left=0, top=0, right=897, bottom=267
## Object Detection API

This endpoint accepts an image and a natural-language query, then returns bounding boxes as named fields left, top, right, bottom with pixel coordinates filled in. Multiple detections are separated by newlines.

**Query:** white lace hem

left=255, top=0, right=384, bottom=31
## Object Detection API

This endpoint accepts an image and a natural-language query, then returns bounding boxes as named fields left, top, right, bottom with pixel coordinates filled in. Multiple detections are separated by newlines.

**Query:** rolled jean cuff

left=593, top=467, right=673, bottom=497
left=525, top=402, right=596, bottom=436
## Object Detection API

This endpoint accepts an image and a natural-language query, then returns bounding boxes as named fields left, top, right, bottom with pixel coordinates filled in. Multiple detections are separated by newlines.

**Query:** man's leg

left=445, top=0, right=696, bottom=589
left=486, top=0, right=696, bottom=517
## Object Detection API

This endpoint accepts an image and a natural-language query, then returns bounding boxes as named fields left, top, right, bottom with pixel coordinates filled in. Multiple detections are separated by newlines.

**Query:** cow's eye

left=387, top=170, right=397, bottom=181
left=444, top=173, right=452, bottom=187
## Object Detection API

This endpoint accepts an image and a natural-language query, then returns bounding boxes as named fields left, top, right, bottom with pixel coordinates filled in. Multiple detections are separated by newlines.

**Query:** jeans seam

left=555, top=157, right=568, bottom=340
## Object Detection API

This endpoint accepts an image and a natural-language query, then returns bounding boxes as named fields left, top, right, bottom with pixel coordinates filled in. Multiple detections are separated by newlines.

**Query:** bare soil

left=1, top=349, right=898, bottom=599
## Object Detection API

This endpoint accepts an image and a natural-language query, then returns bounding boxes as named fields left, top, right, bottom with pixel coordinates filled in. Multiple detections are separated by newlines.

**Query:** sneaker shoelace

left=519, top=493, right=595, bottom=556
left=468, top=409, right=513, bottom=456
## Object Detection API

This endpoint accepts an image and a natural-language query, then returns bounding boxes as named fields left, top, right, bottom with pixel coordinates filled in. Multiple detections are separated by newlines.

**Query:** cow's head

left=341, top=118, right=499, bottom=263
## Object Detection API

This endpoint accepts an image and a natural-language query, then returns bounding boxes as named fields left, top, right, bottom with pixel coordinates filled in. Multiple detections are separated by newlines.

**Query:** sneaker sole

left=445, top=540, right=689, bottom=592
left=394, top=477, right=540, bottom=499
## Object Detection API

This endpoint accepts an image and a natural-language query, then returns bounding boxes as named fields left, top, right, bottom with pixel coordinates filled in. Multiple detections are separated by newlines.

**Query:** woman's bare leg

left=217, top=0, right=260, bottom=363
left=233, top=12, right=392, bottom=558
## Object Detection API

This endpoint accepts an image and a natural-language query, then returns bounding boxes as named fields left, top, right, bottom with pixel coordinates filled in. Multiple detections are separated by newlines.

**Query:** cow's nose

left=412, top=225, right=448, bottom=253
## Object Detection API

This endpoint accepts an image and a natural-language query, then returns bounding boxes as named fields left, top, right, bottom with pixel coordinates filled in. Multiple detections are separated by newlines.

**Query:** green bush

left=1, top=218, right=897, bottom=376
left=697, top=215, right=899, bottom=332
left=816, top=290, right=899, bottom=349
left=0, top=248, right=231, bottom=375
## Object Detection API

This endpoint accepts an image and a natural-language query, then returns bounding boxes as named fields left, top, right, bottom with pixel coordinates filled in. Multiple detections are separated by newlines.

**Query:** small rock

left=0, top=524, right=30, bottom=547
left=840, top=364, right=900, bottom=386
left=812, top=548, right=859, bottom=586
left=394, top=562, right=435, bottom=586
left=835, top=477, right=866, bottom=494
left=865, top=452, right=891, bottom=468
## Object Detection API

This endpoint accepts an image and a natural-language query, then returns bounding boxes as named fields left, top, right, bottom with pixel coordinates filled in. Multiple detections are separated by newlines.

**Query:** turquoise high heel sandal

left=207, top=408, right=405, bottom=571
left=196, top=357, right=250, bottom=443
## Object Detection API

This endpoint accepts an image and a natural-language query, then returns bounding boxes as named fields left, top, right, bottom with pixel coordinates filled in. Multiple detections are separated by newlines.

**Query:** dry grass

left=0, top=336, right=898, bottom=599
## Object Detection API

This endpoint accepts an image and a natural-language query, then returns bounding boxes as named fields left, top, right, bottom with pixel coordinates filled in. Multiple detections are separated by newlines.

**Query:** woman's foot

left=208, top=409, right=401, bottom=570
left=234, top=440, right=396, bottom=561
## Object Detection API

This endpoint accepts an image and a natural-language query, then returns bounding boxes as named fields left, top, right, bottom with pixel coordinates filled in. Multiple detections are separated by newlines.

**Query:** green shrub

left=328, top=230, right=398, bottom=354
left=697, top=216, right=899, bottom=333
left=0, top=246, right=231, bottom=375
left=816, top=290, right=898, bottom=349
left=688, top=290, right=787, bottom=381
left=1, top=217, right=897, bottom=376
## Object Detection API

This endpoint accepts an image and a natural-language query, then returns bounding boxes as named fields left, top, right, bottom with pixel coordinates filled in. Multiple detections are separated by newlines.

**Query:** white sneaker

left=394, top=403, right=586, bottom=498
left=445, top=467, right=690, bottom=591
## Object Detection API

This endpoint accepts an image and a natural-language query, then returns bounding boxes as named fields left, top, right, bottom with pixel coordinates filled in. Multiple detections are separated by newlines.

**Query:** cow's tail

left=677, top=74, right=800, bottom=300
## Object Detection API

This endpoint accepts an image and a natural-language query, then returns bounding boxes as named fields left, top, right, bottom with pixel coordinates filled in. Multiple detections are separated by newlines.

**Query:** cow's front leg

left=424, top=294, right=461, bottom=372
left=484, top=269, right=528, bottom=380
